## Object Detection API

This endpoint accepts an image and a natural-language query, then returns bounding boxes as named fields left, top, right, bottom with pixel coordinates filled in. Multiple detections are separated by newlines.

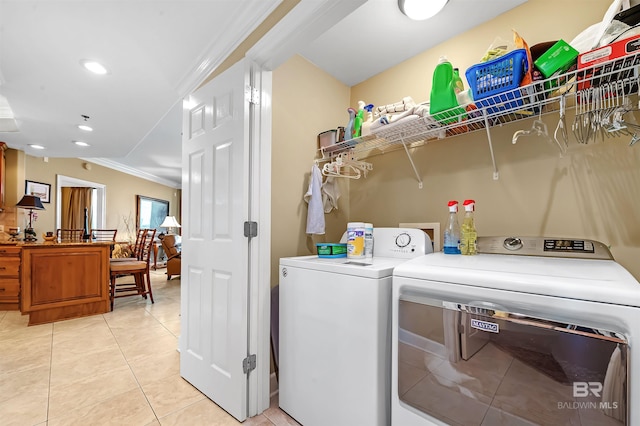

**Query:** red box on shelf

left=577, top=34, right=640, bottom=90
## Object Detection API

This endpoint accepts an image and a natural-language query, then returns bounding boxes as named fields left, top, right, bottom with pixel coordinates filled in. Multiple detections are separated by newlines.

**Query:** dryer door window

left=397, top=297, right=628, bottom=425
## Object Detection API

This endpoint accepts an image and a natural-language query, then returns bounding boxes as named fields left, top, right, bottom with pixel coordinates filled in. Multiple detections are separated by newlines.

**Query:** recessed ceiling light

left=28, top=144, right=45, bottom=150
left=80, top=59, right=109, bottom=75
left=398, top=0, right=448, bottom=20
left=73, top=141, right=90, bottom=147
left=78, top=124, right=93, bottom=132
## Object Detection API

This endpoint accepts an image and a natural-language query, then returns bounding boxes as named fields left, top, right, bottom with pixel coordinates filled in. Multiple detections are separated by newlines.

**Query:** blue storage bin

left=466, top=49, right=529, bottom=114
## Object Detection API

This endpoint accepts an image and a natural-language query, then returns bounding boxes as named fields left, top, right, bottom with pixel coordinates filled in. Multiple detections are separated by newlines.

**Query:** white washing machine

left=392, top=236, right=640, bottom=426
left=279, top=227, right=432, bottom=426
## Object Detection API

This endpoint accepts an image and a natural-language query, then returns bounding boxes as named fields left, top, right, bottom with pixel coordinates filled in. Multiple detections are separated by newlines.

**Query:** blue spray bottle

left=360, top=103, right=375, bottom=137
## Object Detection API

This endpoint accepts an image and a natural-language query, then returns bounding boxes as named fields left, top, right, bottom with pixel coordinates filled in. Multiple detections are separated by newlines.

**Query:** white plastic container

left=364, top=223, right=374, bottom=259
left=347, top=222, right=366, bottom=259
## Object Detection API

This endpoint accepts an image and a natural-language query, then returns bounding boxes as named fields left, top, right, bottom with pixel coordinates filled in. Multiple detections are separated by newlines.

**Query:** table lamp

left=160, top=215, right=181, bottom=235
left=16, top=195, right=45, bottom=241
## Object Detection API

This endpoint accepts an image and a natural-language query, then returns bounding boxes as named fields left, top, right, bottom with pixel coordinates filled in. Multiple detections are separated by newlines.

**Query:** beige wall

left=9, top=155, right=181, bottom=243
left=347, top=0, right=640, bottom=279
left=271, top=55, right=351, bottom=285
left=271, top=0, right=640, bottom=282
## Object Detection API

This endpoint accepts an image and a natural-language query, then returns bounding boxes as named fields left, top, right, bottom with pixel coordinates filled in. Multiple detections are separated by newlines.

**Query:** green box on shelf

left=534, top=39, right=579, bottom=89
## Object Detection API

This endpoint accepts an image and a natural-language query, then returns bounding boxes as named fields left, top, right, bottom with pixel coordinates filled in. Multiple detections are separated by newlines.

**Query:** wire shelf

left=320, top=49, right=640, bottom=160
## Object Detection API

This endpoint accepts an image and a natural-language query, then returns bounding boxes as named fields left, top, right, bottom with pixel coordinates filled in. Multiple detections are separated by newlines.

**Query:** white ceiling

left=0, top=0, right=526, bottom=188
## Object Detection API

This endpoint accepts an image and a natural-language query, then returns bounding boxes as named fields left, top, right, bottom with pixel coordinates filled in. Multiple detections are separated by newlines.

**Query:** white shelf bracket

left=399, top=135, right=423, bottom=189
left=483, top=111, right=499, bottom=180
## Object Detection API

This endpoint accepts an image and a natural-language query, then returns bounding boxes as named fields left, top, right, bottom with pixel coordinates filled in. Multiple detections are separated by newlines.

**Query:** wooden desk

left=20, top=242, right=111, bottom=325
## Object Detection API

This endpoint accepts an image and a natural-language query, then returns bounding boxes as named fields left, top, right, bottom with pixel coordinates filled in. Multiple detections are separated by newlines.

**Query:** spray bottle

left=460, top=199, right=477, bottom=255
left=443, top=200, right=461, bottom=254
left=360, top=102, right=375, bottom=137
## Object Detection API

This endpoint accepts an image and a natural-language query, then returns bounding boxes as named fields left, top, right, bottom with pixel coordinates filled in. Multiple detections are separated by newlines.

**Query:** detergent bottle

left=353, top=101, right=366, bottom=138
left=429, top=56, right=464, bottom=123
left=452, top=68, right=464, bottom=95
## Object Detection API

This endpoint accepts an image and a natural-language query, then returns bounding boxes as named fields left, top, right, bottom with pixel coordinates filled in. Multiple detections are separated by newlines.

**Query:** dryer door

left=397, top=296, right=628, bottom=425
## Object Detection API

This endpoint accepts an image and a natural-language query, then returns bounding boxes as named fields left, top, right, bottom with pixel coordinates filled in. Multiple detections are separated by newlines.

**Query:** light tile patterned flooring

left=0, top=270, right=297, bottom=426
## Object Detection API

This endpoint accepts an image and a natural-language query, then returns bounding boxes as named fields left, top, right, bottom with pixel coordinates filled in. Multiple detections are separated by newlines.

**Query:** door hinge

left=242, top=354, right=257, bottom=374
left=244, top=221, right=258, bottom=238
left=245, top=85, right=260, bottom=105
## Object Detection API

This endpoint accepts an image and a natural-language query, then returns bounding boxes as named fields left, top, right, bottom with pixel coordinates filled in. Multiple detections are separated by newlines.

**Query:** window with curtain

left=61, top=187, right=94, bottom=229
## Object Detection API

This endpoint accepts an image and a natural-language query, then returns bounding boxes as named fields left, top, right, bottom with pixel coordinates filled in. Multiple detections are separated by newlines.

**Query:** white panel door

left=180, top=58, right=251, bottom=421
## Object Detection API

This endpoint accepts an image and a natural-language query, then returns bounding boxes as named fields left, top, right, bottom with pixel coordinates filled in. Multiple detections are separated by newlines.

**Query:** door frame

left=55, top=175, right=106, bottom=230
left=180, top=0, right=367, bottom=416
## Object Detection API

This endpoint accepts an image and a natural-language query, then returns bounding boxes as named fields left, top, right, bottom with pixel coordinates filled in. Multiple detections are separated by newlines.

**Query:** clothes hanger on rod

left=322, top=156, right=361, bottom=179
left=337, top=152, right=373, bottom=177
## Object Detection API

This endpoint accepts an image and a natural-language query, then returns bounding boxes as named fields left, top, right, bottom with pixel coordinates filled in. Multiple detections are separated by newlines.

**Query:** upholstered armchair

left=160, top=234, right=181, bottom=279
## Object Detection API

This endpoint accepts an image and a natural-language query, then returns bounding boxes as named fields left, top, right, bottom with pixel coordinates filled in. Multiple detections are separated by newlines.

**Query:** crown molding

left=82, top=158, right=181, bottom=189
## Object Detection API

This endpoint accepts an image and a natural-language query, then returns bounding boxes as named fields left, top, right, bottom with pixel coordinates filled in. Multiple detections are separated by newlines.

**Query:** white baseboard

left=270, top=372, right=278, bottom=398
left=398, top=327, right=446, bottom=358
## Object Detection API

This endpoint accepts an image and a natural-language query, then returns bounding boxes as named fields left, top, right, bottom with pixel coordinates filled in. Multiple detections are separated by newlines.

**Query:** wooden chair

left=109, top=229, right=156, bottom=310
left=56, top=228, right=84, bottom=242
left=160, top=234, right=181, bottom=279
left=110, top=228, right=147, bottom=261
left=91, top=229, right=117, bottom=242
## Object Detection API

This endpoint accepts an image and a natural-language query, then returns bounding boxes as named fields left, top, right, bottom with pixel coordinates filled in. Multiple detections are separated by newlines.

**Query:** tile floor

left=0, top=270, right=298, bottom=426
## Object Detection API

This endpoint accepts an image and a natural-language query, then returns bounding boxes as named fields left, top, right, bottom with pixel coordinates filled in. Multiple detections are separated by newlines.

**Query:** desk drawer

left=0, top=258, right=20, bottom=276
left=0, top=246, right=21, bottom=257
left=0, top=279, right=19, bottom=299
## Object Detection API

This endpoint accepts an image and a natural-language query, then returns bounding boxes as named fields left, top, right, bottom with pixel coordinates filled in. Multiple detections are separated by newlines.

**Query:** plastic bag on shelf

left=513, top=30, right=533, bottom=87
left=480, top=36, right=514, bottom=63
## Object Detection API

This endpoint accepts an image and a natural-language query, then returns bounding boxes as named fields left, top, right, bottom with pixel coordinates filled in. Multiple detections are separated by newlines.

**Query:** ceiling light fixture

left=77, top=124, right=93, bottom=132
left=73, top=141, right=90, bottom=147
left=28, top=144, right=45, bottom=150
left=80, top=59, right=109, bottom=75
left=398, top=0, right=448, bottom=20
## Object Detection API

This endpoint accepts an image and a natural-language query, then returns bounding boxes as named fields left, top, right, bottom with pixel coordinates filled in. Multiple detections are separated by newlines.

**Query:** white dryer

left=279, top=227, right=432, bottom=426
left=392, top=236, right=639, bottom=426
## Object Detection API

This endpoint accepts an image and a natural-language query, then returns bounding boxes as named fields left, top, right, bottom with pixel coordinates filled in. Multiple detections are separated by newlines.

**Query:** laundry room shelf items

left=320, top=50, right=640, bottom=186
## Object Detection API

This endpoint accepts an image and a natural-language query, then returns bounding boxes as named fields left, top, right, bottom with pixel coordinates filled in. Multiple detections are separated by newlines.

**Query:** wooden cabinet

left=0, top=245, right=21, bottom=310
left=21, top=242, right=110, bottom=325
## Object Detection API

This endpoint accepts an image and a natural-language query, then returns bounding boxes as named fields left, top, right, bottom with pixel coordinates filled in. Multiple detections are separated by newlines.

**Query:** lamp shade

left=160, top=216, right=181, bottom=228
left=16, top=195, right=45, bottom=210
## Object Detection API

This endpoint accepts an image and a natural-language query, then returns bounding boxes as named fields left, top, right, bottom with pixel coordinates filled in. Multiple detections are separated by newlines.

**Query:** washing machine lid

left=280, top=255, right=412, bottom=279
left=280, top=227, right=433, bottom=279
left=393, top=252, right=640, bottom=307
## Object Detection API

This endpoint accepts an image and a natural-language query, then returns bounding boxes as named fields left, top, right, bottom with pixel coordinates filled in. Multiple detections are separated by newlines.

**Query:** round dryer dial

left=503, top=237, right=523, bottom=251
left=395, top=232, right=411, bottom=248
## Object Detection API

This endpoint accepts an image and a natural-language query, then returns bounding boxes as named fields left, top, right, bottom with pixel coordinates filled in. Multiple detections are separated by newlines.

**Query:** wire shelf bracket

left=483, top=111, right=499, bottom=180
left=398, top=134, right=423, bottom=189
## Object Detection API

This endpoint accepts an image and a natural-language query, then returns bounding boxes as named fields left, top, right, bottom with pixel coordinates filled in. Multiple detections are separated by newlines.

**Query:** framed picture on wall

left=25, top=180, right=51, bottom=203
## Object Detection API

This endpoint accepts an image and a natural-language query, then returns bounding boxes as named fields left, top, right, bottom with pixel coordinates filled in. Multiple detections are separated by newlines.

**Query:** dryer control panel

left=374, top=227, right=434, bottom=259
left=478, top=236, right=613, bottom=260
